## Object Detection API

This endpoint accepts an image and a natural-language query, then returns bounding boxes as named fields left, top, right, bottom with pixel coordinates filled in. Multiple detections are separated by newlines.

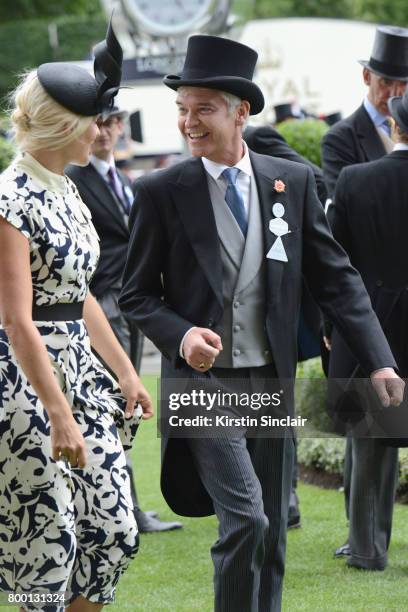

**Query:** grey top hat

left=388, top=90, right=408, bottom=133
left=358, top=26, right=408, bottom=81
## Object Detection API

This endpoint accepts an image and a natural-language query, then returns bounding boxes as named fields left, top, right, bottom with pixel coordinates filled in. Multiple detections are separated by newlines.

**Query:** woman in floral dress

left=0, top=22, right=153, bottom=612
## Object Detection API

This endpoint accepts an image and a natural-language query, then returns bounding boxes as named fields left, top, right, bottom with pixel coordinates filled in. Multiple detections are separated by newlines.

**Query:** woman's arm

left=0, top=216, right=87, bottom=467
left=83, top=292, right=153, bottom=419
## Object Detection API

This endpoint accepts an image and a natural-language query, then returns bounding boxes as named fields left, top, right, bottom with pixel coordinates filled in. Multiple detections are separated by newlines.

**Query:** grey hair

left=219, top=91, right=242, bottom=113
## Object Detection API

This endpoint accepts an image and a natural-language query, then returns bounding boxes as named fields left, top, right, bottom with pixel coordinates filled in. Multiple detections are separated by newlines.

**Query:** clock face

left=122, top=0, right=213, bottom=36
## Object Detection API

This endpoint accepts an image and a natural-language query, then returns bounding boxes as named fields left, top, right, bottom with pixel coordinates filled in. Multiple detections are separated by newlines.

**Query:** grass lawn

left=2, top=374, right=408, bottom=611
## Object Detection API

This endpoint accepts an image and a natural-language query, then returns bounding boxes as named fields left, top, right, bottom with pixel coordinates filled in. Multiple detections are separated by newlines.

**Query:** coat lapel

left=250, top=152, right=290, bottom=297
left=355, top=104, right=387, bottom=161
left=83, top=164, right=128, bottom=233
left=169, top=158, right=223, bottom=307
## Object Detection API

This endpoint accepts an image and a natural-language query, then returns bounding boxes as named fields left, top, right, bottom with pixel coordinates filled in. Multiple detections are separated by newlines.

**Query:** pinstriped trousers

left=187, top=367, right=294, bottom=612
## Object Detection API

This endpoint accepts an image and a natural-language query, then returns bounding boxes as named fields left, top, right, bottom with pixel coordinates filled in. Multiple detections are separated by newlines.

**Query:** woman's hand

left=50, top=412, right=87, bottom=468
left=119, top=370, right=154, bottom=420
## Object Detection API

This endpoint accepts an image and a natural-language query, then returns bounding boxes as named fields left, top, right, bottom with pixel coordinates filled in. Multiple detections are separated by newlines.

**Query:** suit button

left=376, top=280, right=383, bottom=287
left=208, top=318, right=214, bottom=328
left=233, top=349, right=241, bottom=356
left=234, top=301, right=240, bottom=308
left=234, top=324, right=241, bottom=332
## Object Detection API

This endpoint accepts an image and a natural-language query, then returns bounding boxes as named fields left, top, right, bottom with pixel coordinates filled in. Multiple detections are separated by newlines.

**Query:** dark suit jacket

left=329, top=151, right=408, bottom=444
left=244, top=125, right=328, bottom=205
left=330, top=150, right=408, bottom=378
left=66, top=163, right=131, bottom=297
left=119, top=151, right=396, bottom=517
left=321, top=104, right=387, bottom=198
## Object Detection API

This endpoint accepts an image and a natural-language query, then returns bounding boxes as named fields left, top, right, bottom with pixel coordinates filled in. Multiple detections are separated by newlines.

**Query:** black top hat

left=163, top=35, right=264, bottom=115
left=274, top=103, right=302, bottom=124
left=358, top=26, right=408, bottom=81
left=37, top=19, right=122, bottom=117
left=388, top=90, right=408, bottom=133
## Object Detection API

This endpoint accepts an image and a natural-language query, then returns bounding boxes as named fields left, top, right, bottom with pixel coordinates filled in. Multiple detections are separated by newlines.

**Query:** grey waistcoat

left=207, top=172, right=273, bottom=368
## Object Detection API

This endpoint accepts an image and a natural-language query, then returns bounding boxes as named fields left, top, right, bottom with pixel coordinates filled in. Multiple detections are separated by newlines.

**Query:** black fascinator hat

left=163, top=35, right=264, bottom=115
left=37, top=19, right=122, bottom=118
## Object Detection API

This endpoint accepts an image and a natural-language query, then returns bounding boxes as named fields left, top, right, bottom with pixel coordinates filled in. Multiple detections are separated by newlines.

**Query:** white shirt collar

left=201, top=141, right=252, bottom=181
left=393, top=143, right=408, bottom=152
left=90, top=154, right=115, bottom=178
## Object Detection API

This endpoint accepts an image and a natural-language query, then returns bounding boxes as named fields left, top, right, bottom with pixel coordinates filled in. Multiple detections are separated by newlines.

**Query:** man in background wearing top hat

left=321, top=25, right=408, bottom=560
left=66, top=108, right=182, bottom=534
left=329, top=87, right=408, bottom=570
left=119, top=34, right=403, bottom=611
left=322, top=25, right=408, bottom=198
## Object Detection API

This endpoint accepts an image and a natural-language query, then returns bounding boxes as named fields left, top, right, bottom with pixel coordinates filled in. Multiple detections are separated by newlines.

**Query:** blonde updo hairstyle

left=10, top=70, right=95, bottom=152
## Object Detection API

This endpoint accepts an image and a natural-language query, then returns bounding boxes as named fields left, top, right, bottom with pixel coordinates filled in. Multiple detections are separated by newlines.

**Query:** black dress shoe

left=346, top=557, right=386, bottom=571
left=136, top=511, right=183, bottom=533
left=334, top=542, right=351, bottom=558
left=287, top=515, right=301, bottom=529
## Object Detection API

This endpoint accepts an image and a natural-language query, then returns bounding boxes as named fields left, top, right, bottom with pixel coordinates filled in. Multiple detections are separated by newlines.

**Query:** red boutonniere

left=274, top=179, right=286, bottom=193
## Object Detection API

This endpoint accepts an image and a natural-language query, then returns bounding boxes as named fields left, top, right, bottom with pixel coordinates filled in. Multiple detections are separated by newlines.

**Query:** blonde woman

left=0, top=22, right=153, bottom=612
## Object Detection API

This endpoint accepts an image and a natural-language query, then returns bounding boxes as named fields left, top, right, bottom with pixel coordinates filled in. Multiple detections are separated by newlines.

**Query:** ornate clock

left=121, top=0, right=215, bottom=37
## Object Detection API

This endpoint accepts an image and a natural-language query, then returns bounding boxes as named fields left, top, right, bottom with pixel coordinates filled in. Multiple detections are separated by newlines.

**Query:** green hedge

left=0, top=15, right=107, bottom=104
left=0, top=138, right=15, bottom=173
left=296, top=357, right=333, bottom=433
left=295, top=357, right=408, bottom=499
left=298, top=438, right=408, bottom=498
left=277, top=118, right=329, bottom=167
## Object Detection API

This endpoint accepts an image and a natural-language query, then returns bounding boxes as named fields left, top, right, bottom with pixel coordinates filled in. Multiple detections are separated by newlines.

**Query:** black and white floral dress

left=0, top=153, right=141, bottom=610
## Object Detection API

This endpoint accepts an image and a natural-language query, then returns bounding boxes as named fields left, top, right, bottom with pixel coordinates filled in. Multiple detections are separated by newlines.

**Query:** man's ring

left=199, top=362, right=206, bottom=369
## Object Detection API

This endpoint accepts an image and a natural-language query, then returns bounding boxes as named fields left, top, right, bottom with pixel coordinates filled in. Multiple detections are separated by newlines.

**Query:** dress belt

left=32, top=302, right=84, bottom=321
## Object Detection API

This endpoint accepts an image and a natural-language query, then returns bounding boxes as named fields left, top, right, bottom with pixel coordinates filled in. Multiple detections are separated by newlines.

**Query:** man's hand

left=183, top=327, right=223, bottom=372
left=370, top=368, right=405, bottom=407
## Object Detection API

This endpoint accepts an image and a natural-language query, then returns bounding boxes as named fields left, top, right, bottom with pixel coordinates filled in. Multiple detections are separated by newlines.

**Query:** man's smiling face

left=176, top=87, right=247, bottom=165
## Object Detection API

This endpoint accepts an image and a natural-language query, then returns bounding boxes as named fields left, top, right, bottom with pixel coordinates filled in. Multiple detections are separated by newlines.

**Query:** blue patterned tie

left=222, top=167, right=248, bottom=237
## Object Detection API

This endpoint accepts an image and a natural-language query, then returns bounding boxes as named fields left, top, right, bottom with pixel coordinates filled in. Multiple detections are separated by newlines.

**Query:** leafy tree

left=252, top=0, right=408, bottom=24
left=253, top=0, right=354, bottom=19
left=356, top=0, right=408, bottom=27
left=0, top=0, right=102, bottom=22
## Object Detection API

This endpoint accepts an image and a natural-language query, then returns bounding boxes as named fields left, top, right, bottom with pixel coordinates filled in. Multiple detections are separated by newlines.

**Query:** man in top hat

left=328, top=88, right=408, bottom=570
left=66, top=107, right=182, bottom=534
left=321, top=25, right=408, bottom=559
left=322, top=25, right=408, bottom=198
left=119, top=34, right=403, bottom=611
